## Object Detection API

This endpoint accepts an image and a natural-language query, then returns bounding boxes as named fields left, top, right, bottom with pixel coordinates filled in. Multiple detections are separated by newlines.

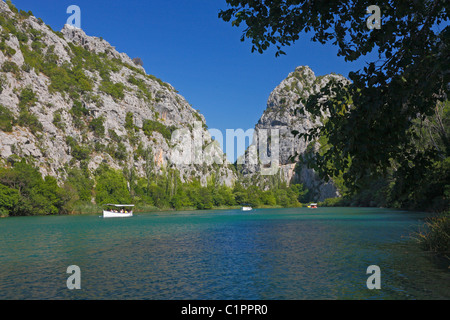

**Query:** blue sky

left=12, top=0, right=378, bottom=160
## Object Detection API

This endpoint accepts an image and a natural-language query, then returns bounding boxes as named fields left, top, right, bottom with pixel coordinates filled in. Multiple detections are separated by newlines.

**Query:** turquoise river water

left=0, top=207, right=448, bottom=300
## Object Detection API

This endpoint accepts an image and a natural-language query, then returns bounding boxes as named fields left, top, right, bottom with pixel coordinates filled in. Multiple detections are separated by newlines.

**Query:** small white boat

left=103, top=204, right=134, bottom=218
left=307, top=203, right=318, bottom=209
left=241, top=206, right=253, bottom=211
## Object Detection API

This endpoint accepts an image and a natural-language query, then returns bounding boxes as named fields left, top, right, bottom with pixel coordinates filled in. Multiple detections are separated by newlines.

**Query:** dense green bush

left=94, top=165, right=131, bottom=205
left=142, top=119, right=176, bottom=141
left=108, top=129, right=121, bottom=143
left=0, top=74, right=6, bottom=93
left=0, top=15, right=17, bottom=35
left=15, top=31, right=28, bottom=43
left=0, top=160, right=67, bottom=216
left=31, top=40, right=44, bottom=53
left=1, top=61, right=20, bottom=76
left=66, top=136, right=90, bottom=161
left=106, top=141, right=128, bottom=161
left=65, top=168, right=94, bottom=203
left=48, top=64, right=93, bottom=98
left=116, top=142, right=128, bottom=161
left=124, top=112, right=137, bottom=136
left=17, top=110, right=43, bottom=133
left=0, top=8, right=28, bottom=45
left=17, top=87, right=43, bottom=133
left=70, top=100, right=89, bottom=118
left=89, top=116, right=105, bottom=138
left=52, top=111, right=65, bottom=131
left=99, top=80, right=125, bottom=100
left=28, top=28, right=42, bottom=41
left=0, top=41, right=16, bottom=57
left=68, top=43, right=121, bottom=81
left=0, top=105, right=14, bottom=132
left=319, top=197, right=345, bottom=207
left=20, top=39, right=94, bottom=99
left=18, top=87, right=37, bottom=108
left=20, top=44, right=44, bottom=72
left=0, top=183, right=19, bottom=217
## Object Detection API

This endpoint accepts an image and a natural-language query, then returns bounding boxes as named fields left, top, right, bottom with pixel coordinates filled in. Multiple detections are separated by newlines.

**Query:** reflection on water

left=0, top=207, right=448, bottom=299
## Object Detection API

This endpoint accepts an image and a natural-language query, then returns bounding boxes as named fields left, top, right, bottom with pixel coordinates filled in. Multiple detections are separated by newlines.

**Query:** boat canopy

left=104, top=204, right=135, bottom=207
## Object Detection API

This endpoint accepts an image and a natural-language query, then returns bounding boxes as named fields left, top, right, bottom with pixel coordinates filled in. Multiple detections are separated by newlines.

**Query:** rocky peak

left=240, top=66, right=348, bottom=201
left=0, top=1, right=236, bottom=187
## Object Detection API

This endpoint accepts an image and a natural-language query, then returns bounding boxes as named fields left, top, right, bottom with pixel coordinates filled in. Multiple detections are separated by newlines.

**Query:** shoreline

left=69, top=203, right=288, bottom=216
left=1, top=202, right=430, bottom=218
left=2, top=198, right=441, bottom=218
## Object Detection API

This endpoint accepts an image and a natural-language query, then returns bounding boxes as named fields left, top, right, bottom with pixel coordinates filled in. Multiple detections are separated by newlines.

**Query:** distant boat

left=103, top=204, right=134, bottom=218
left=307, top=203, right=318, bottom=209
left=241, top=204, right=253, bottom=211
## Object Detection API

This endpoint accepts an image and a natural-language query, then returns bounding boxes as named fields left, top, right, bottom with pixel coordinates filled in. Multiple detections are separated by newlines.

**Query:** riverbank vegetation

left=0, top=159, right=308, bottom=217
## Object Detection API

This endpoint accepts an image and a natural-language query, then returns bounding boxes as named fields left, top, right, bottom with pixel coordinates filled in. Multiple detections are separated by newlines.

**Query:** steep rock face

left=240, top=66, right=347, bottom=201
left=0, top=1, right=235, bottom=187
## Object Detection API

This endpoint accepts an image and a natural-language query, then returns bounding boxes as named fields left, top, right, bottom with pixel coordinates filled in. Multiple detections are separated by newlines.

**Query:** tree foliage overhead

left=220, top=0, right=449, bottom=194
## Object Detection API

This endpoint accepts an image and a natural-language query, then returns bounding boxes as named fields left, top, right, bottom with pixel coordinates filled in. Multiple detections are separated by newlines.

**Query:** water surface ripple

left=0, top=207, right=448, bottom=300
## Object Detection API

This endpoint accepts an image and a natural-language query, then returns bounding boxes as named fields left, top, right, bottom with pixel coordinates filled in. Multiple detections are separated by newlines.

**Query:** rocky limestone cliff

left=0, top=1, right=235, bottom=187
left=239, top=66, right=348, bottom=201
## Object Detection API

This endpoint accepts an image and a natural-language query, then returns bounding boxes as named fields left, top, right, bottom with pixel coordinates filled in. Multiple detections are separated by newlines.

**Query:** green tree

left=0, top=183, right=19, bottom=217
left=148, top=183, right=169, bottom=208
left=260, top=190, right=276, bottom=206
left=36, top=176, right=63, bottom=215
left=218, top=185, right=236, bottom=206
left=288, top=184, right=308, bottom=204
left=0, top=160, right=66, bottom=216
left=66, top=168, right=94, bottom=202
left=170, top=188, right=192, bottom=210
left=16, top=87, right=43, bottom=133
left=100, top=80, right=125, bottom=100
left=95, top=166, right=131, bottom=205
left=275, top=189, right=289, bottom=207
left=196, top=187, right=214, bottom=210
left=232, top=182, right=248, bottom=205
left=246, top=185, right=262, bottom=206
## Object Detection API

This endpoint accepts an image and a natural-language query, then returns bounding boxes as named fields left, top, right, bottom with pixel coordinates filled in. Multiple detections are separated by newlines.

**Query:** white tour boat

left=103, top=204, right=134, bottom=218
left=241, top=205, right=253, bottom=211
